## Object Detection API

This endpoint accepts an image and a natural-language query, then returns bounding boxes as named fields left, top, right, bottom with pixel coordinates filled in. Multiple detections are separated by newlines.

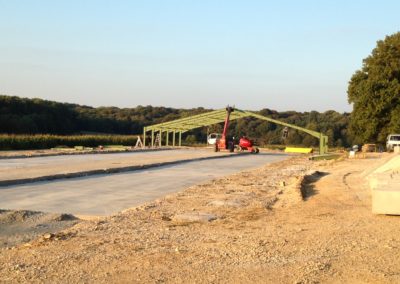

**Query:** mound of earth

left=0, top=210, right=79, bottom=249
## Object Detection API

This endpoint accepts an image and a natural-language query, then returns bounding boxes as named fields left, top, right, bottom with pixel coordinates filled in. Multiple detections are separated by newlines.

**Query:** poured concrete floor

left=0, top=149, right=227, bottom=181
left=0, top=153, right=287, bottom=216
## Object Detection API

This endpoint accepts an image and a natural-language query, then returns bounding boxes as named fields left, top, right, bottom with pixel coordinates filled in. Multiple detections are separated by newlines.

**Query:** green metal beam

left=143, top=109, right=249, bottom=133
left=244, top=111, right=329, bottom=154
left=146, top=114, right=246, bottom=132
left=244, top=112, right=321, bottom=138
left=145, top=109, right=227, bottom=130
left=143, top=107, right=329, bottom=154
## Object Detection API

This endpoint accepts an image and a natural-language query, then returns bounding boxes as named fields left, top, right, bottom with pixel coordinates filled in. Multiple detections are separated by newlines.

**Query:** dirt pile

left=0, top=210, right=79, bottom=249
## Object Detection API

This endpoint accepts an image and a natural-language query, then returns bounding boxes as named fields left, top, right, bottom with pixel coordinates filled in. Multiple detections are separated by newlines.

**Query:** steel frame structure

left=143, top=108, right=329, bottom=154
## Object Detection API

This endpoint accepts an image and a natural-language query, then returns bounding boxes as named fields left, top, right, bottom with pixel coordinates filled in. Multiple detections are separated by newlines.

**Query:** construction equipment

left=237, top=136, right=260, bottom=153
left=144, top=106, right=329, bottom=154
left=214, top=106, right=259, bottom=154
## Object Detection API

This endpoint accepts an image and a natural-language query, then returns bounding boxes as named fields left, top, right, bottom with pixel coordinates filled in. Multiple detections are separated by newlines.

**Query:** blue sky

left=0, top=1, right=399, bottom=112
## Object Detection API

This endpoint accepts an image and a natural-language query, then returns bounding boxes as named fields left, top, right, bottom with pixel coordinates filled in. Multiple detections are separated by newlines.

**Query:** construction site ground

left=0, top=149, right=228, bottom=182
left=0, top=152, right=287, bottom=216
left=1, top=151, right=400, bottom=283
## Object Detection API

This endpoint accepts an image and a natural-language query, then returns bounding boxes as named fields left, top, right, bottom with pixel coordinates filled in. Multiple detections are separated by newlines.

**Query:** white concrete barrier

left=370, top=155, right=400, bottom=215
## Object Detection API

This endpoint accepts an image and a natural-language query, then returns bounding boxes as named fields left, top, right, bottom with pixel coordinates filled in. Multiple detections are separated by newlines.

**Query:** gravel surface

left=1, top=154, right=400, bottom=283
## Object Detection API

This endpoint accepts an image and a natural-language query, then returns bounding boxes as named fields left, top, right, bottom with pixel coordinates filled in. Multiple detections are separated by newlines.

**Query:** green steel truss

left=143, top=108, right=328, bottom=154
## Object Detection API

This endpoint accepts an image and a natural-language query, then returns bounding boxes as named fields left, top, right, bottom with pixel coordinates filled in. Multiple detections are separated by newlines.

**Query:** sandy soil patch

left=0, top=210, right=79, bottom=249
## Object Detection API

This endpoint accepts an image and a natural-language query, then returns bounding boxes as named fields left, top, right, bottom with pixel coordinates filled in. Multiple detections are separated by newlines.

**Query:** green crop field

left=0, top=134, right=139, bottom=150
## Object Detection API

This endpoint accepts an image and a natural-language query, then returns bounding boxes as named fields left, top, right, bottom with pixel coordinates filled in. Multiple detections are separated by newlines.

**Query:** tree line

left=0, top=95, right=205, bottom=135
left=0, top=95, right=351, bottom=148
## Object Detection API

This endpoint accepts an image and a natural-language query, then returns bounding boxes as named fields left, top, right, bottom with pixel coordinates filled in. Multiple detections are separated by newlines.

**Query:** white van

left=207, top=133, right=222, bottom=145
left=386, top=134, right=400, bottom=151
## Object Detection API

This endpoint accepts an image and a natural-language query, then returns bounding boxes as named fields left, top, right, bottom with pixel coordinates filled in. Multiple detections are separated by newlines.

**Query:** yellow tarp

left=284, top=147, right=313, bottom=153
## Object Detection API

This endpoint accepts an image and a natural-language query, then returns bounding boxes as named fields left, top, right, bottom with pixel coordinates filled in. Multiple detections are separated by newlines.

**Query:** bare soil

left=1, top=154, right=400, bottom=283
left=0, top=210, right=79, bottom=249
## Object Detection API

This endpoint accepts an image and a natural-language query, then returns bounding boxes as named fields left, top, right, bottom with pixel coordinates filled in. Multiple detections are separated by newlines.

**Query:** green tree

left=348, top=32, right=400, bottom=144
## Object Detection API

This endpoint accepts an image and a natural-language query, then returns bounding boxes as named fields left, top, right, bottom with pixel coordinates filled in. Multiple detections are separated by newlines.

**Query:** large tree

left=348, top=32, right=400, bottom=144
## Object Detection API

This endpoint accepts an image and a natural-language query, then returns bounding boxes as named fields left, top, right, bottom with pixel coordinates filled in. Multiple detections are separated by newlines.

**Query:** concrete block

left=372, top=186, right=400, bottom=215
left=369, top=155, right=400, bottom=215
left=370, top=155, right=400, bottom=214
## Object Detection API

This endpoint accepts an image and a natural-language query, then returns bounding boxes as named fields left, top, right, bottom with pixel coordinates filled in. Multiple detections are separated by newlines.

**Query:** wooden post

left=151, top=130, right=154, bottom=148
left=143, top=128, right=146, bottom=147
left=173, top=131, right=176, bottom=146
left=179, top=132, right=182, bottom=147
left=166, top=131, right=169, bottom=146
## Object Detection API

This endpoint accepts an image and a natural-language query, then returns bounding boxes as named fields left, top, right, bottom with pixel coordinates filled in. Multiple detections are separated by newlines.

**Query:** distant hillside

left=0, top=95, right=207, bottom=135
left=0, top=95, right=351, bottom=147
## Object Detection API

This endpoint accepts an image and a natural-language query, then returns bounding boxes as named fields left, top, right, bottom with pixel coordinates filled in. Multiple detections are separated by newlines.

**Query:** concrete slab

left=0, top=153, right=287, bottom=216
left=0, top=149, right=228, bottom=184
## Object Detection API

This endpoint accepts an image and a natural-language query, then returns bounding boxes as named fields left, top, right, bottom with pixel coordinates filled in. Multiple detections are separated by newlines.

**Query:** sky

left=0, top=1, right=399, bottom=112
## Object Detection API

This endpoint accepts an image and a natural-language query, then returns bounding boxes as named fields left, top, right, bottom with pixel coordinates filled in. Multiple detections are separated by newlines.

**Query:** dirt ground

left=0, top=210, right=79, bottom=249
left=1, top=154, right=400, bottom=283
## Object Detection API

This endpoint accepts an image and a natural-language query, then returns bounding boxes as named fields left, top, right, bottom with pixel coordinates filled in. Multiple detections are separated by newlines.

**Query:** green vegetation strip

left=0, top=134, right=138, bottom=150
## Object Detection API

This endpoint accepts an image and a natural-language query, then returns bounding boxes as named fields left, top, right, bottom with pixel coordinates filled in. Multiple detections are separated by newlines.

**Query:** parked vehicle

left=207, top=133, right=222, bottom=145
left=386, top=134, right=400, bottom=151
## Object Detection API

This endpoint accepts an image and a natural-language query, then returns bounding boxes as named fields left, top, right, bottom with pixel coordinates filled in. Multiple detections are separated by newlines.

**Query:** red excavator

left=214, top=106, right=259, bottom=154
